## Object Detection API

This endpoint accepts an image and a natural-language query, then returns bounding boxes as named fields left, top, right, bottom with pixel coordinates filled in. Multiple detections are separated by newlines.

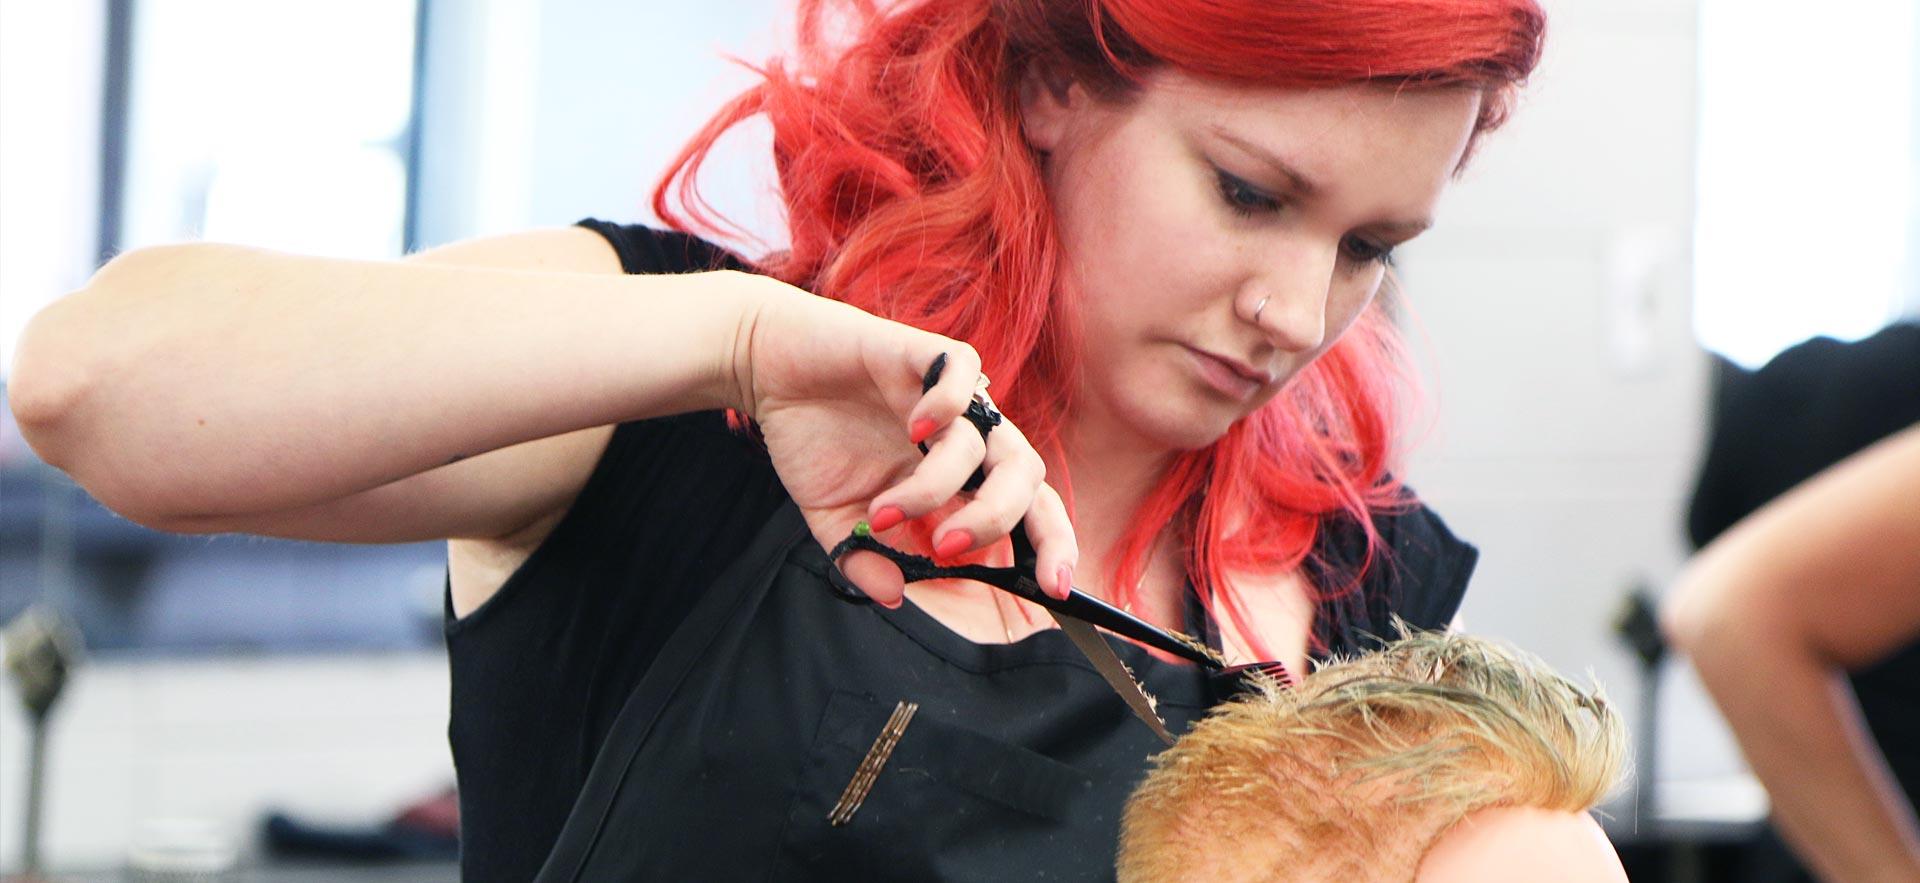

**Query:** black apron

left=531, top=502, right=1217, bottom=882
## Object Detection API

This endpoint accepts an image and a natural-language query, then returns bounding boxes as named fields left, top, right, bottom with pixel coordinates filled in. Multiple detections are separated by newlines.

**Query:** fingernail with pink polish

left=869, top=505, right=905, bottom=532
left=935, top=530, right=973, bottom=559
left=909, top=418, right=937, bottom=445
left=1055, top=564, right=1075, bottom=599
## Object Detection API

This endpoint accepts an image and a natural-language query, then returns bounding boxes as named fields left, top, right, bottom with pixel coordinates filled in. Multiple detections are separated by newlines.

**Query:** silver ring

left=1252, top=296, right=1270, bottom=324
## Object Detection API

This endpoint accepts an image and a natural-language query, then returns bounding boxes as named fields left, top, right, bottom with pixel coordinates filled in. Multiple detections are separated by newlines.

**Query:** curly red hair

left=653, top=0, right=1545, bottom=657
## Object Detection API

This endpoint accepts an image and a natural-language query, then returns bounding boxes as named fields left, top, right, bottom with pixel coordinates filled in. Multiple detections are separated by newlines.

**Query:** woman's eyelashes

left=1341, top=235, right=1397, bottom=267
left=1211, top=167, right=1397, bottom=268
left=1214, top=168, right=1281, bottom=216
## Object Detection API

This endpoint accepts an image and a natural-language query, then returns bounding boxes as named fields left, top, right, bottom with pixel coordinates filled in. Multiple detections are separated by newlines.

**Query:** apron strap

left=533, top=502, right=810, bottom=882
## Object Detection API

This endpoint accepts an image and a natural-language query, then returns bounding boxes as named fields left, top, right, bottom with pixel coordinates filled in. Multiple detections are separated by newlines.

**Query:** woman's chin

left=1093, top=381, right=1250, bottom=454
left=1131, top=408, right=1239, bottom=453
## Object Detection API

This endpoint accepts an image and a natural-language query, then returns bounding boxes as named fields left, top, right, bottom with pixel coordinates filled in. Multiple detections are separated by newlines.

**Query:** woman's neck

left=1052, top=412, right=1183, bottom=609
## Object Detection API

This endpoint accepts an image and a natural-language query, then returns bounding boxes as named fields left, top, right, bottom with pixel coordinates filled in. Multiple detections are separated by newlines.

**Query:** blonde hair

left=1117, top=627, right=1628, bottom=882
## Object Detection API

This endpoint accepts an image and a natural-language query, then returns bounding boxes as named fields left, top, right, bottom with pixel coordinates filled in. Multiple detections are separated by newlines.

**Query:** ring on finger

left=964, top=385, right=1002, bottom=441
left=914, top=374, right=1001, bottom=450
left=958, top=376, right=1000, bottom=492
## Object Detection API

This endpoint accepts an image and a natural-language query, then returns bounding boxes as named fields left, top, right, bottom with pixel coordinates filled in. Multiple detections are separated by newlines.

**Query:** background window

left=1693, top=0, right=1920, bottom=369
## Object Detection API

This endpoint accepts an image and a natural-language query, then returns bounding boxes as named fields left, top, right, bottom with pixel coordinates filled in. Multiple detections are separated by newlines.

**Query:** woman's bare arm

left=9, top=225, right=1082, bottom=615
left=7, top=227, right=756, bottom=538
left=1663, top=424, right=1920, bottom=883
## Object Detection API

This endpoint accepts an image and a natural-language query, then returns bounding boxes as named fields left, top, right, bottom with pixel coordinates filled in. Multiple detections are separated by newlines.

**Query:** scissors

left=866, top=354, right=1217, bottom=665
left=828, top=520, right=1225, bottom=669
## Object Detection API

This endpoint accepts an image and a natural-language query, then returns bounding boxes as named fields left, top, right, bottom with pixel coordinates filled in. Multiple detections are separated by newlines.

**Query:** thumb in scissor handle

left=825, top=520, right=1031, bottom=607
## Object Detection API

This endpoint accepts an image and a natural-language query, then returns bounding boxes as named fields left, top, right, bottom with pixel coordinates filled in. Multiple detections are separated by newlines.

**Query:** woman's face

left=1021, top=69, right=1481, bottom=453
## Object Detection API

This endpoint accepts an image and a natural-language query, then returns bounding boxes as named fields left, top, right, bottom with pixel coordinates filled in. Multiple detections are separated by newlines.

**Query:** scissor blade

left=1006, top=577, right=1223, bottom=670
left=1048, top=610, right=1175, bottom=746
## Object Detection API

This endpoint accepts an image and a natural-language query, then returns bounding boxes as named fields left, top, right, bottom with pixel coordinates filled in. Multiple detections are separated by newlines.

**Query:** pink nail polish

left=909, top=418, right=937, bottom=444
left=1056, top=564, right=1075, bottom=599
left=869, top=505, right=905, bottom=532
left=935, top=530, right=973, bottom=559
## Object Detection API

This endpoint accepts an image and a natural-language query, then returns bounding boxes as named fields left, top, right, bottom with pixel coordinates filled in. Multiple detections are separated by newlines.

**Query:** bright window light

left=119, top=0, right=417, bottom=258
left=0, top=3, right=103, bottom=383
left=1694, top=1, right=1917, bottom=369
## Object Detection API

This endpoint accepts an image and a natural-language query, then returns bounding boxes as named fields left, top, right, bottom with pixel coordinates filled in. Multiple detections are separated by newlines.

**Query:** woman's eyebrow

left=1207, top=125, right=1320, bottom=197
left=1368, top=218, right=1433, bottom=237
left=1206, top=125, right=1435, bottom=234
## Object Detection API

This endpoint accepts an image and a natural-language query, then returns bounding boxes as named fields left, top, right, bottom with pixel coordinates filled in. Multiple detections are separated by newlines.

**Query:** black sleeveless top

left=441, top=220, right=1481, bottom=882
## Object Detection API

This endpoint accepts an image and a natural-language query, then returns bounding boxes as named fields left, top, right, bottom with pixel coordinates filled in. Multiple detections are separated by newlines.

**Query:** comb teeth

left=1251, top=660, right=1297, bottom=689
left=1210, top=660, right=1297, bottom=698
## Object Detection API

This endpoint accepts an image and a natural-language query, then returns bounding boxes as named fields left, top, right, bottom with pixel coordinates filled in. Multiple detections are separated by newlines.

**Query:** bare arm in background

left=1664, top=424, right=1920, bottom=883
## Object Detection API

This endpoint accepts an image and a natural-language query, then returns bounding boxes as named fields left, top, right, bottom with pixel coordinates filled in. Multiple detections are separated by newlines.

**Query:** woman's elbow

left=10, top=387, right=202, bottom=531
left=7, top=246, right=207, bottom=521
left=1663, top=562, right=1806, bottom=680
left=1659, top=583, right=1713, bottom=659
left=10, top=245, right=175, bottom=418
left=1660, top=566, right=1749, bottom=664
left=8, top=294, right=102, bottom=466
left=11, top=376, right=172, bottom=529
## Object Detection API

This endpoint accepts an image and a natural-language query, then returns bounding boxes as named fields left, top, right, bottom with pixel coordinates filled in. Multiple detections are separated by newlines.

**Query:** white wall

left=0, top=0, right=105, bottom=379
left=1395, top=0, right=1751, bottom=820
left=415, top=0, right=785, bottom=248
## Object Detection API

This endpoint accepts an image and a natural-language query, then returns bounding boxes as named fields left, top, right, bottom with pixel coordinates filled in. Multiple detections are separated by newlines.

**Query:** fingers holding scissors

left=860, top=354, right=1077, bottom=600
left=925, top=418, right=1078, bottom=601
left=868, top=355, right=996, bottom=524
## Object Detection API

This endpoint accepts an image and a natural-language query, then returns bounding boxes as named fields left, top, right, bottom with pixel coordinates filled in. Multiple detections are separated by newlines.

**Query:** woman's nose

left=1243, top=247, right=1336, bottom=353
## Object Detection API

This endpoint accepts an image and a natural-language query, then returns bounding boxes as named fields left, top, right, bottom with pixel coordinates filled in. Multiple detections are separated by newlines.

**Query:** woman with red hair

left=11, top=0, right=1545, bottom=878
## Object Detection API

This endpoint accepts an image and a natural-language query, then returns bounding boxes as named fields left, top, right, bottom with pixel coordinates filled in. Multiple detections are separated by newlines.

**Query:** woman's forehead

left=1143, top=70, right=1480, bottom=143
left=1140, top=73, right=1480, bottom=214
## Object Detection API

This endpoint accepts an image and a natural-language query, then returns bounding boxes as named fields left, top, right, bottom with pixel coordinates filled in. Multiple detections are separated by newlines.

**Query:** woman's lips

left=1184, top=347, right=1271, bottom=399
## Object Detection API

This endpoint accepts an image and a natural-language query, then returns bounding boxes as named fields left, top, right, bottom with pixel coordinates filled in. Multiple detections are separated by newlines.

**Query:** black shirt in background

left=1686, top=323, right=1920, bottom=828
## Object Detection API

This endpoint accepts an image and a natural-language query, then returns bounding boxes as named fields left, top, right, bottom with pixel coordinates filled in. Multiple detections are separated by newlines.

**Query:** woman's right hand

left=723, top=271, right=1077, bottom=608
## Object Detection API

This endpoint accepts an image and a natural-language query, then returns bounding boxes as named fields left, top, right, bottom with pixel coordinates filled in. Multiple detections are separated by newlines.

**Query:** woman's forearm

left=1667, top=427, right=1920, bottom=882
left=8, top=242, right=759, bottom=522
left=1688, top=618, right=1920, bottom=883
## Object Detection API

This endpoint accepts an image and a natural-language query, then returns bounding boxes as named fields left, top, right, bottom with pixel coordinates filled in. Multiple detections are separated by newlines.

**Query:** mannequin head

left=1118, top=629, right=1628, bottom=882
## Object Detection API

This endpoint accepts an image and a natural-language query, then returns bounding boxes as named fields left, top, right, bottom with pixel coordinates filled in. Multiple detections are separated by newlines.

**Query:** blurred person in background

left=1665, top=326, right=1920, bottom=883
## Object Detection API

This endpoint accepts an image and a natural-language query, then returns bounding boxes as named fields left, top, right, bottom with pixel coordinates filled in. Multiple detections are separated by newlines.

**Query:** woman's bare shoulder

left=407, top=225, right=624, bottom=272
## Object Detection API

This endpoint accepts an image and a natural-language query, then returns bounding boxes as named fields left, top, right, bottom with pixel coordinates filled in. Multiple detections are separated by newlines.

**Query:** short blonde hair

left=1117, top=627, right=1628, bottom=883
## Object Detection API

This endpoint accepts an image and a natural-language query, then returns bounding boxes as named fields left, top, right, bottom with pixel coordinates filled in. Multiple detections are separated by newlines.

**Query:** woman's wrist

left=663, top=268, right=775, bottom=418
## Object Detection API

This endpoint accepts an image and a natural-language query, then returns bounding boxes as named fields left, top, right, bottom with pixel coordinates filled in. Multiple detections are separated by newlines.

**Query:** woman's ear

left=1016, top=61, right=1081, bottom=152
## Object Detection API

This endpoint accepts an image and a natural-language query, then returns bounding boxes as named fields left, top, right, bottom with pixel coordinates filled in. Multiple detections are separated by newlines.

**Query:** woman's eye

left=1214, top=170, right=1281, bottom=216
left=1342, top=236, right=1397, bottom=267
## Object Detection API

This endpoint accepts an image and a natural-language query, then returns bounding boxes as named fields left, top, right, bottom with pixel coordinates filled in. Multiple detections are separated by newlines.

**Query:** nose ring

left=1252, top=296, right=1270, bottom=324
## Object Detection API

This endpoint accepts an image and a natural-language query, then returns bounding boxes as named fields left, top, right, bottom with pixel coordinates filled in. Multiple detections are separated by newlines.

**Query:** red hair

left=653, top=0, right=1545, bottom=658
